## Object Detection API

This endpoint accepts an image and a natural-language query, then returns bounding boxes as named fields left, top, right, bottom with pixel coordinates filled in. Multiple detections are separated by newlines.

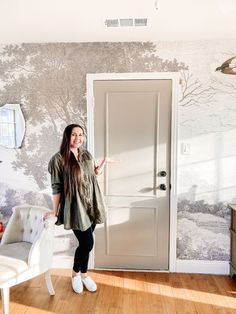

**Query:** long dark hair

left=60, top=124, right=84, bottom=200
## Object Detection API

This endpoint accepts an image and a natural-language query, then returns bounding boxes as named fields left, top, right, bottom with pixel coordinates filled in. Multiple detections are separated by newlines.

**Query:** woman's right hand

left=43, top=211, right=57, bottom=220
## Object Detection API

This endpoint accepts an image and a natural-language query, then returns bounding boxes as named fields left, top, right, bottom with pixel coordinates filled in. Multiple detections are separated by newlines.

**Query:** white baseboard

left=176, top=259, right=230, bottom=275
left=52, top=256, right=230, bottom=275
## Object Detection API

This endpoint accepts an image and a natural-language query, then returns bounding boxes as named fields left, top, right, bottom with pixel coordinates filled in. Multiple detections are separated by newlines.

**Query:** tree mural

left=212, top=76, right=236, bottom=99
left=179, top=69, right=216, bottom=107
left=177, top=199, right=230, bottom=260
left=0, top=42, right=187, bottom=217
left=1, top=42, right=234, bottom=262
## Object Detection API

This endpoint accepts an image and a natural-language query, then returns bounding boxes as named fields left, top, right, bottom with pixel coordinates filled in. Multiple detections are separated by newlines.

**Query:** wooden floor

left=1, top=269, right=236, bottom=314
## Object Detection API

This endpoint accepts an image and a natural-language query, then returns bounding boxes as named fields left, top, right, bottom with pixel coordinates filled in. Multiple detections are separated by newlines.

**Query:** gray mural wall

left=0, top=41, right=236, bottom=262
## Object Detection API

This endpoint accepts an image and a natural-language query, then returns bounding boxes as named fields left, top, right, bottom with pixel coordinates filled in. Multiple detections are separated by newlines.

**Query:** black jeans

left=72, top=224, right=96, bottom=273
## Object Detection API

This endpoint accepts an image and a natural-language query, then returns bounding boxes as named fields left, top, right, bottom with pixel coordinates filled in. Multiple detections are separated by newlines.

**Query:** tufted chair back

left=2, top=205, right=48, bottom=244
left=0, top=205, right=56, bottom=314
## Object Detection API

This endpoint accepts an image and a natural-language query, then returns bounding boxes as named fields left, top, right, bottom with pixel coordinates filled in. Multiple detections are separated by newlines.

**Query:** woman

left=47, top=124, right=110, bottom=294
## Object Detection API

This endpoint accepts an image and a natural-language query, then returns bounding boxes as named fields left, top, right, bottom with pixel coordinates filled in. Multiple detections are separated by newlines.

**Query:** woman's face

left=70, top=127, right=84, bottom=149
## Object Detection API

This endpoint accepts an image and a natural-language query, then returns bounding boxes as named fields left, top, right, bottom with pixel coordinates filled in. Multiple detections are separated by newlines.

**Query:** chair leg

left=1, top=287, right=9, bottom=314
left=45, top=270, right=55, bottom=295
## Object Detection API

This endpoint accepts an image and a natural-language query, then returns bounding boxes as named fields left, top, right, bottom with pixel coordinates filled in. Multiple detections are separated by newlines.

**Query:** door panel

left=107, top=92, right=158, bottom=196
left=93, top=79, right=171, bottom=270
left=107, top=207, right=157, bottom=257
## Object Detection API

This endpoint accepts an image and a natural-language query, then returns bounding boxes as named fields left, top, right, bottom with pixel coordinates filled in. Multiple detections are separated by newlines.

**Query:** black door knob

left=159, top=184, right=167, bottom=190
left=159, top=171, right=167, bottom=177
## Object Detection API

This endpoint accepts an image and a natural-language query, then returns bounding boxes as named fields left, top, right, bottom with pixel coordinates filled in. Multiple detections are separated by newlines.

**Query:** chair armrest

left=28, top=217, right=56, bottom=270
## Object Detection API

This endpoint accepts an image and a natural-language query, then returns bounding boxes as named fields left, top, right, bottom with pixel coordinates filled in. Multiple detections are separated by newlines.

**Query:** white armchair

left=0, top=205, right=56, bottom=314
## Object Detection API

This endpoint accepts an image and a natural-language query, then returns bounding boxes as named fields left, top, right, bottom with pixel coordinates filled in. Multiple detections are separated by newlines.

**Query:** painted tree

left=0, top=42, right=187, bottom=210
left=1, top=189, right=22, bottom=217
left=211, top=76, right=236, bottom=99
left=179, top=69, right=216, bottom=107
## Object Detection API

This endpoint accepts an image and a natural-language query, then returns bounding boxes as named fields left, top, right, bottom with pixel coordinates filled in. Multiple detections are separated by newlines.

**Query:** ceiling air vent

left=105, top=18, right=147, bottom=28
left=120, top=19, right=133, bottom=27
left=105, top=19, right=119, bottom=27
left=135, top=18, right=147, bottom=27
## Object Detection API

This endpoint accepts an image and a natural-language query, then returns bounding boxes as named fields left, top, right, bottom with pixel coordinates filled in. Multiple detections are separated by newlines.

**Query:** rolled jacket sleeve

left=48, top=152, right=63, bottom=195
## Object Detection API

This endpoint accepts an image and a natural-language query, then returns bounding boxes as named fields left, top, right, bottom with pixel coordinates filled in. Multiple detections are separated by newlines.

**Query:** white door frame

left=86, top=72, right=179, bottom=272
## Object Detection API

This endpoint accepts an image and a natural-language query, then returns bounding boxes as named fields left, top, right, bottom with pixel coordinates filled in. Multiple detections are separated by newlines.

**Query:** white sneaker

left=82, top=276, right=97, bottom=292
left=72, top=275, right=83, bottom=293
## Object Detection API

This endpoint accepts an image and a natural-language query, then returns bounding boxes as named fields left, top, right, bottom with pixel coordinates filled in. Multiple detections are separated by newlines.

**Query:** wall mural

left=0, top=41, right=236, bottom=262
left=215, top=56, right=236, bottom=75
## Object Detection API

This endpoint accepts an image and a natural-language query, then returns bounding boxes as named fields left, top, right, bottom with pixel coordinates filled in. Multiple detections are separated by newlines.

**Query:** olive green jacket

left=48, top=149, right=106, bottom=231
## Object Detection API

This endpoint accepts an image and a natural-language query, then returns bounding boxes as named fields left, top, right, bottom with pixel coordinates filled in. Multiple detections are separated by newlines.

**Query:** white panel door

left=93, top=79, right=172, bottom=270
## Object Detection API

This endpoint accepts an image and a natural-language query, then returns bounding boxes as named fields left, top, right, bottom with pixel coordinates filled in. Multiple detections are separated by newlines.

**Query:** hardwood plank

left=0, top=270, right=236, bottom=314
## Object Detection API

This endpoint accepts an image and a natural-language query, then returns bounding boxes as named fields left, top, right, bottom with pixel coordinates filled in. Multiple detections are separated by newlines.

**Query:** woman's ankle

left=72, top=270, right=80, bottom=277
left=81, top=272, right=88, bottom=279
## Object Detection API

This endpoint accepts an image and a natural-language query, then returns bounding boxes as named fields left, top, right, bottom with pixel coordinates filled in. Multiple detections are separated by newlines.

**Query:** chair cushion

left=0, top=242, right=31, bottom=262
left=0, top=242, right=31, bottom=285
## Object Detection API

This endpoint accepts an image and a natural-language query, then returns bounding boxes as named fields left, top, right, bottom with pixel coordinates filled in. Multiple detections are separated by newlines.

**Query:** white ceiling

left=0, top=0, right=235, bottom=43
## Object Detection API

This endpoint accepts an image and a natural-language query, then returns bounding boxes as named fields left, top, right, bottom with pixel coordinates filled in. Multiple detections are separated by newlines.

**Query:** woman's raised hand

left=95, top=157, right=120, bottom=175
left=104, top=157, right=121, bottom=163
